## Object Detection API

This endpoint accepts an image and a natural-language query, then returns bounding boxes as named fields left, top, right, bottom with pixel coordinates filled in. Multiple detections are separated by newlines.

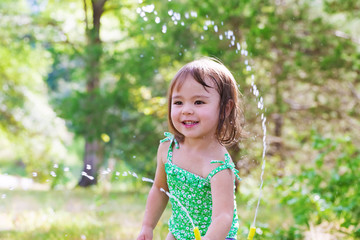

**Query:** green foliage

left=276, top=132, right=360, bottom=237
left=0, top=0, right=73, bottom=182
left=323, top=0, right=360, bottom=15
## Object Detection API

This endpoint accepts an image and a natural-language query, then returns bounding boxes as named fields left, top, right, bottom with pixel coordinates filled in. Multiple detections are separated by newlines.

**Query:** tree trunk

left=78, top=0, right=107, bottom=187
left=273, top=53, right=286, bottom=174
left=78, top=140, right=103, bottom=186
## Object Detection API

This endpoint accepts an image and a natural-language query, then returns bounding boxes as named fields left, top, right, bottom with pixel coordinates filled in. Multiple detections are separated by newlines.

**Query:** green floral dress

left=161, top=132, right=241, bottom=240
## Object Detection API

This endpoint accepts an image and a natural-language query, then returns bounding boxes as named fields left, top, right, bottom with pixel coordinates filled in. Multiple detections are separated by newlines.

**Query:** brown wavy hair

left=167, top=57, right=245, bottom=146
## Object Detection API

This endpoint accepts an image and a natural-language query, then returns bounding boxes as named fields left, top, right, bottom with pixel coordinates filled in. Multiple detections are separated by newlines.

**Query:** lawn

left=0, top=187, right=173, bottom=240
left=0, top=179, right=292, bottom=240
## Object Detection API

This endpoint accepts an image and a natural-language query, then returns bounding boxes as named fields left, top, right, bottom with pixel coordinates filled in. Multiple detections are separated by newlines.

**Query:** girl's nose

left=182, top=104, right=194, bottom=115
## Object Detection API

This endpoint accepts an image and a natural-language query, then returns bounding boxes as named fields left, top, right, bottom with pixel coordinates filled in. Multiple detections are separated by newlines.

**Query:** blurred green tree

left=0, top=0, right=71, bottom=181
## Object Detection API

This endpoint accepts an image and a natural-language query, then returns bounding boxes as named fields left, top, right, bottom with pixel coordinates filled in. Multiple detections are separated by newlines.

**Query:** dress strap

left=160, top=132, right=179, bottom=163
left=206, top=154, right=241, bottom=182
left=160, top=132, right=179, bottom=149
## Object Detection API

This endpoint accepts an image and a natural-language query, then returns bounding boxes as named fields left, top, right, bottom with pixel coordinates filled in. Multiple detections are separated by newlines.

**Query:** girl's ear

left=225, top=99, right=234, bottom=117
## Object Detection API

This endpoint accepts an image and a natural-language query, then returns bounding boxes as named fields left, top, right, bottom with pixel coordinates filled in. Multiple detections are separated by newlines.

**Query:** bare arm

left=137, top=143, right=170, bottom=240
left=203, top=168, right=235, bottom=240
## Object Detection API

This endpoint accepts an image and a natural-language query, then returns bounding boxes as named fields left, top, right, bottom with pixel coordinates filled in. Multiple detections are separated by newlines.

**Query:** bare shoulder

left=157, top=140, right=171, bottom=164
left=208, top=149, right=235, bottom=184
left=211, top=147, right=233, bottom=164
left=203, top=146, right=233, bottom=175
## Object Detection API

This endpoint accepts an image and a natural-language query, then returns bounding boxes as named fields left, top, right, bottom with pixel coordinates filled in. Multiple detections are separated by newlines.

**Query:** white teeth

left=183, top=121, right=197, bottom=124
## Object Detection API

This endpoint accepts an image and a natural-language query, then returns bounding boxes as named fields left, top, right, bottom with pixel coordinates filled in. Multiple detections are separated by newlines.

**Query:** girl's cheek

left=171, top=107, right=180, bottom=115
left=170, top=110, right=177, bottom=120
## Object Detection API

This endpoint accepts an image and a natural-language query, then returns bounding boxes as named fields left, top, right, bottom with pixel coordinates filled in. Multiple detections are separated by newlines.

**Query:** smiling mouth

left=182, top=121, right=199, bottom=126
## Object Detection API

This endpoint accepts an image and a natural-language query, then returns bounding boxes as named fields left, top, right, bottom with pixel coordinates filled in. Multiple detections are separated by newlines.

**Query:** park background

left=0, top=0, right=359, bottom=239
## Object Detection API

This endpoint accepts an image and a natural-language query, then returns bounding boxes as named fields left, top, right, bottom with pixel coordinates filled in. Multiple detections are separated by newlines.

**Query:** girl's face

left=170, top=76, right=220, bottom=141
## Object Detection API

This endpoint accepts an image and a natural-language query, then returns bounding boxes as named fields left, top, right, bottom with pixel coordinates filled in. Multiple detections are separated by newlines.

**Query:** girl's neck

left=182, top=135, right=221, bottom=152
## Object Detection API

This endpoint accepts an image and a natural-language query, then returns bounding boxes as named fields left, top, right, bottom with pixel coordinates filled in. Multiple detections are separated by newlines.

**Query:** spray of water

left=160, top=188, right=196, bottom=229
left=249, top=77, right=268, bottom=230
left=252, top=114, right=267, bottom=227
left=81, top=171, right=94, bottom=181
left=114, top=171, right=196, bottom=230
left=118, top=171, right=196, bottom=229
left=141, top=177, right=154, bottom=184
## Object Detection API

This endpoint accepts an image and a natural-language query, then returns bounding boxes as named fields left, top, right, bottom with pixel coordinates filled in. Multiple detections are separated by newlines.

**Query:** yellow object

left=193, top=226, right=201, bottom=240
left=101, top=133, right=110, bottom=143
left=247, top=226, right=256, bottom=240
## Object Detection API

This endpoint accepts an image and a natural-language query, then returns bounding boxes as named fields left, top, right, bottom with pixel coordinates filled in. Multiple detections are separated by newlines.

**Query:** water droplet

left=101, top=169, right=109, bottom=175
left=162, top=24, right=167, bottom=33
left=142, top=177, right=154, bottom=183
left=173, top=12, right=181, bottom=21
left=314, top=194, right=320, bottom=201
left=142, top=4, right=154, bottom=13
left=81, top=172, right=94, bottom=180
left=131, top=172, right=138, bottom=178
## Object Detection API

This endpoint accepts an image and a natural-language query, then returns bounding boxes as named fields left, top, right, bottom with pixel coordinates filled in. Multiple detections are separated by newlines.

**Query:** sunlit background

left=0, top=0, right=359, bottom=239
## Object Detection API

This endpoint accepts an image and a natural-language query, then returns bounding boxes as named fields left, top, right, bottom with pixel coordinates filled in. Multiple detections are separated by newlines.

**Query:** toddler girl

left=137, top=57, right=244, bottom=240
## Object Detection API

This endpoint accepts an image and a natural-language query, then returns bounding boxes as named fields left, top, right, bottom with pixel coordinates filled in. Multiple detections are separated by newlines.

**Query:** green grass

left=0, top=188, right=172, bottom=240
left=0, top=184, right=294, bottom=240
